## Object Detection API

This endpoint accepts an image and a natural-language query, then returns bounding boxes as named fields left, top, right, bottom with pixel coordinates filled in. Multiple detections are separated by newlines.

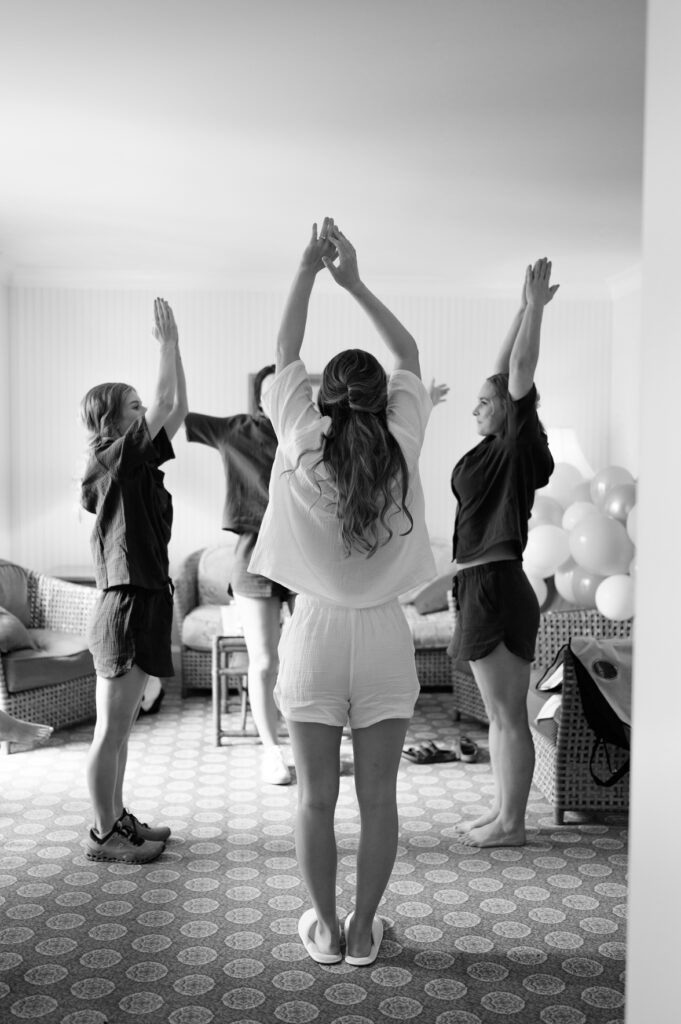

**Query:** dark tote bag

left=569, top=638, right=632, bottom=788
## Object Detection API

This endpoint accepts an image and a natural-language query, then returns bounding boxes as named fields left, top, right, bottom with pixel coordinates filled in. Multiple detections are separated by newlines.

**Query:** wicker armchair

left=451, top=608, right=633, bottom=823
left=1, top=567, right=99, bottom=749
left=529, top=610, right=632, bottom=824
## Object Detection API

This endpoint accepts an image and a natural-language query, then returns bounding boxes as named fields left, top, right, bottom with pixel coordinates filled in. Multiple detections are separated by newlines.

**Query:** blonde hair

left=80, top=382, right=134, bottom=451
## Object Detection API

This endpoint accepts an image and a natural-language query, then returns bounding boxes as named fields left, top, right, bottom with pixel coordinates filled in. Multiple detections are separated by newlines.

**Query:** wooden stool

left=211, top=634, right=252, bottom=745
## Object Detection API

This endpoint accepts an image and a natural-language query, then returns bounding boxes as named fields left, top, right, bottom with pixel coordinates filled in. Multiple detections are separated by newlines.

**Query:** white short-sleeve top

left=249, top=359, right=436, bottom=608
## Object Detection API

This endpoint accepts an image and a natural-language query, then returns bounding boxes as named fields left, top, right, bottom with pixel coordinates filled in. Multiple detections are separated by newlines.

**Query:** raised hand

left=153, top=298, right=179, bottom=345
left=526, top=259, right=559, bottom=308
left=300, top=217, right=338, bottom=274
left=429, top=380, right=450, bottom=406
left=323, top=227, right=361, bottom=292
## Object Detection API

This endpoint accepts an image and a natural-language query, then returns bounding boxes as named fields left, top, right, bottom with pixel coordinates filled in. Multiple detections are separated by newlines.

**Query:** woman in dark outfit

left=80, top=298, right=187, bottom=863
left=449, top=259, right=558, bottom=848
left=185, top=368, right=295, bottom=785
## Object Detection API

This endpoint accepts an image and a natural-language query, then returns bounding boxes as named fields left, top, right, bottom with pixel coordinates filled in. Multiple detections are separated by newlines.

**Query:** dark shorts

left=87, top=585, right=175, bottom=679
left=447, top=560, right=540, bottom=663
left=228, top=532, right=295, bottom=602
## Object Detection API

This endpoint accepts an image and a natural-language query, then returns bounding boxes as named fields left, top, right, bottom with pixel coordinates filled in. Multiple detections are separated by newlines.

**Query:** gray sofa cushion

left=3, top=630, right=94, bottom=693
left=181, top=604, right=225, bottom=652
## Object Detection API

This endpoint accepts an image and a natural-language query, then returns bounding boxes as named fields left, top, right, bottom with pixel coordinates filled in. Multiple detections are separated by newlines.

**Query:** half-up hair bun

left=347, top=381, right=386, bottom=414
left=319, top=348, right=388, bottom=417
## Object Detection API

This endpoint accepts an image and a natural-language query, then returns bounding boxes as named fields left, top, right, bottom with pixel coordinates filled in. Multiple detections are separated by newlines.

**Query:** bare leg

left=112, top=686, right=147, bottom=819
left=86, top=665, right=148, bottom=835
left=462, top=642, right=534, bottom=848
left=232, top=593, right=283, bottom=748
left=348, top=718, right=409, bottom=959
left=0, top=709, right=53, bottom=745
left=458, top=714, right=500, bottom=832
left=287, top=719, right=343, bottom=957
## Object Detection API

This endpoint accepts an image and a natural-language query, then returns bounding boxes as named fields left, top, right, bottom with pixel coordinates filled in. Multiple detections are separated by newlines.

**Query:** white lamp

left=545, top=427, right=595, bottom=479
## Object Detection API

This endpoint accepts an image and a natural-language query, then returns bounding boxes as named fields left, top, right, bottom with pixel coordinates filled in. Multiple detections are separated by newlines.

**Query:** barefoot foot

left=0, top=712, right=53, bottom=746
left=462, top=821, right=526, bottom=848
left=456, top=807, right=500, bottom=834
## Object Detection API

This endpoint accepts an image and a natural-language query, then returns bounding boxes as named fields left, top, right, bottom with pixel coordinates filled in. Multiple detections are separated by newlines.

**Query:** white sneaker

left=261, top=746, right=292, bottom=785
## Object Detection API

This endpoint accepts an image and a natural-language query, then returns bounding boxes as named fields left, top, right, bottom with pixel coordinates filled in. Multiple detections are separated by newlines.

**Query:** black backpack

left=569, top=640, right=631, bottom=788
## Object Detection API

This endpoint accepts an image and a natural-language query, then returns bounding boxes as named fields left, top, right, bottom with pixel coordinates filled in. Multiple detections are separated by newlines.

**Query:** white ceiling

left=0, top=0, right=646, bottom=293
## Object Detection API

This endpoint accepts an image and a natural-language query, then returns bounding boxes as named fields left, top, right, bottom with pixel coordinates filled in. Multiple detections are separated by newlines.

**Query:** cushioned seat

left=3, top=630, right=93, bottom=693
left=1, top=559, right=99, bottom=751
left=181, top=604, right=224, bottom=652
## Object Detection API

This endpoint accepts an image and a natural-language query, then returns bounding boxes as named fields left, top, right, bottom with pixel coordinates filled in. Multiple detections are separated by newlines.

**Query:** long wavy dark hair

left=80, top=382, right=133, bottom=451
left=309, top=349, right=413, bottom=557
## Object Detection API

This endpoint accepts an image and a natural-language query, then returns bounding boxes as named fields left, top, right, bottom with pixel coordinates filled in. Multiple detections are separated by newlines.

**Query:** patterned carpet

left=0, top=683, right=627, bottom=1024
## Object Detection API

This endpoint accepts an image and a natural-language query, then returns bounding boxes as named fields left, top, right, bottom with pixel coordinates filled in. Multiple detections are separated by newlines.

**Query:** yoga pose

left=250, top=218, right=436, bottom=965
left=449, top=259, right=558, bottom=847
left=80, top=298, right=187, bottom=863
left=185, top=367, right=295, bottom=785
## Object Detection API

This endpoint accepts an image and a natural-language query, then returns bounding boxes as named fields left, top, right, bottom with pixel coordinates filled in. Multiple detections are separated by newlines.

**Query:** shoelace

left=116, top=821, right=145, bottom=847
left=127, top=812, right=151, bottom=830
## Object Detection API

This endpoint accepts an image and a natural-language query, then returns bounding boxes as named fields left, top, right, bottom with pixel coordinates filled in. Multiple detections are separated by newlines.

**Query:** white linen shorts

left=274, top=594, right=420, bottom=729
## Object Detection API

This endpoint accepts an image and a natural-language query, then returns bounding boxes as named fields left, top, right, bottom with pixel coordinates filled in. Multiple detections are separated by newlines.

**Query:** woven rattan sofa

left=451, top=608, right=633, bottom=823
left=0, top=561, right=99, bottom=752
left=174, top=541, right=455, bottom=697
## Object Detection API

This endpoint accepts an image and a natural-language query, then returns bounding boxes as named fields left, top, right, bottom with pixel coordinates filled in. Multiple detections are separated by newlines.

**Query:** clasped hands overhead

left=300, top=216, right=361, bottom=292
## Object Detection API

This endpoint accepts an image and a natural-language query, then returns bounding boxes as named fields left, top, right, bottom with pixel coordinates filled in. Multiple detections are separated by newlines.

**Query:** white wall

left=0, top=281, right=10, bottom=557
left=626, top=1, right=681, bottom=1021
left=7, top=283, right=612, bottom=573
left=610, top=267, right=642, bottom=474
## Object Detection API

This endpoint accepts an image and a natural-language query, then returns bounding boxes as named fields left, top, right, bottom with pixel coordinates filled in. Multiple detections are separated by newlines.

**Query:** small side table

left=211, top=634, right=252, bottom=745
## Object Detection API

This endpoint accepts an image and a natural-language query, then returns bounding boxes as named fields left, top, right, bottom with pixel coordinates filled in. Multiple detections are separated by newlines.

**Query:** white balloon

left=524, top=524, right=570, bottom=578
left=568, top=511, right=635, bottom=576
left=595, top=574, right=635, bottom=621
left=554, top=559, right=577, bottom=603
left=562, top=501, right=597, bottom=532
left=590, top=465, right=635, bottom=508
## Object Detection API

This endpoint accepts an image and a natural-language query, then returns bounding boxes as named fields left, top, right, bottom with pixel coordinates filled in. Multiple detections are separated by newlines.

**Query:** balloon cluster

left=524, top=463, right=637, bottom=621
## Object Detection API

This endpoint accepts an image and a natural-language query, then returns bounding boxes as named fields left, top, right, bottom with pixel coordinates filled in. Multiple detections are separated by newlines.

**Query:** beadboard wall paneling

left=8, top=286, right=615, bottom=573
left=1, top=284, right=11, bottom=557
left=611, top=284, right=642, bottom=474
